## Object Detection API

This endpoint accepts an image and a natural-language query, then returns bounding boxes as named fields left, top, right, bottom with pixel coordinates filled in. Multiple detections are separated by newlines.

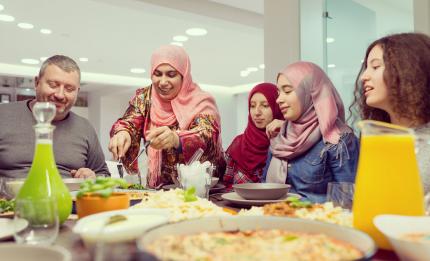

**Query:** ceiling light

left=185, top=28, right=207, bottom=36
left=40, top=28, right=52, bottom=34
left=21, top=58, right=39, bottom=65
left=130, top=68, right=146, bottom=74
left=246, top=67, right=258, bottom=72
left=259, top=64, right=265, bottom=69
left=17, top=23, right=34, bottom=29
left=0, top=14, right=14, bottom=22
left=326, top=37, right=335, bottom=43
left=240, top=71, right=249, bottom=77
left=360, top=59, right=364, bottom=63
left=173, top=35, right=188, bottom=42
left=0, top=4, right=4, bottom=11
left=170, top=42, right=183, bottom=47
left=40, top=57, right=48, bottom=61
left=327, top=64, right=336, bottom=68
left=79, top=57, right=89, bottom=62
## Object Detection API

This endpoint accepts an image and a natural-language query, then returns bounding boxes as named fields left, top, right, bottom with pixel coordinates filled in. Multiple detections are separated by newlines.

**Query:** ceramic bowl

left=210, top=177, right=219, bottom=188
left=374, top=215, right=430, bottom=261
left=233, top=183, right=290, bottom=200
left=138, top=216, right=376, bottom=260
left=75, top=192, right=130, bottom=218
left=63, top=178, right=85, bottom=191
left=5, top=179, right=25, bottom=197
left=6, top=178, right=85, bottom=197
left=0, top=244, right=71, bottom=261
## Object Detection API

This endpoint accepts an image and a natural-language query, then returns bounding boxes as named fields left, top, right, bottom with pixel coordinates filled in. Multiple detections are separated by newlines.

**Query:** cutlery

left=130, top=140, right=151, bottom=165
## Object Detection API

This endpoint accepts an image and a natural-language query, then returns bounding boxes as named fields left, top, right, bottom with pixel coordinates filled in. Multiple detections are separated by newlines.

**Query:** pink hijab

left=266, top=61, right=351, bottom=183
left=146, top=45, right=220, bottom=187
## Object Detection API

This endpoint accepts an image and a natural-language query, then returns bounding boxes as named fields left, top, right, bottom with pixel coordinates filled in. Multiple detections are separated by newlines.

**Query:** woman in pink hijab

left=223, top=83, right=284, bottom=189
left=109, top=45, right=225, bottom=188
left=265, top=61, right=359, bottom=203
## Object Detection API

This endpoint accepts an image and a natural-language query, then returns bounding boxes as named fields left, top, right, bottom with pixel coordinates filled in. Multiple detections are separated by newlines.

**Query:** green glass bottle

left=16, top=102, right=72, bottom=224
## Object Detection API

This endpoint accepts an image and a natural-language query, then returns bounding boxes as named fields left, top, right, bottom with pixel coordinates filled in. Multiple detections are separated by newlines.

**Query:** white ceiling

left=0, top=0, right=264, bottom=91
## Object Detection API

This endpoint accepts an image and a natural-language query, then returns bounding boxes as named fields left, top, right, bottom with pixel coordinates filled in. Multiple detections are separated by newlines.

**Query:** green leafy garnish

left=215, top=238, right=228, bottom=245
left=76, top=177, right=128, bottom=198
left=183, top=187, right=198, bottom=202
left=0, top=199, right=14, bottom=213
left=127, top=184, right=146, bottom=190
left=105, top=214, right=127, bottom=226
left=283, top=235, right=298, bottom=241
left=285, top=196, right=300, bottom=203
left=290, top=200, right=312, bottom=208
left=285, top=196, right=312, bottom=208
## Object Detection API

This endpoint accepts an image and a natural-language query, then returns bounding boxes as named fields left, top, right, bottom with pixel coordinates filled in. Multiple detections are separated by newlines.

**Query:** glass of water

left=326, top=182, right=355, bottom=210
left=13, top=197, right=59, bottom=245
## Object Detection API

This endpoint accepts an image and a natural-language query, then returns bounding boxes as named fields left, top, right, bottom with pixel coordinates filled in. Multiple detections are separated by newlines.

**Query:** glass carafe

left=353, top=120, right=425, bottom=249
left=16, top=102, right=72, bottom=224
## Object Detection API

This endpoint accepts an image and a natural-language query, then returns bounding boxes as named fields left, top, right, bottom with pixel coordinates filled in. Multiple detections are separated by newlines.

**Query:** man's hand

left=146, top=126, right=179, bottom=150
left=71, top=168, right=96, bottom=179
left=266, top=119, right=284, bottom=138
left=108, top=131, right=131, bottom=160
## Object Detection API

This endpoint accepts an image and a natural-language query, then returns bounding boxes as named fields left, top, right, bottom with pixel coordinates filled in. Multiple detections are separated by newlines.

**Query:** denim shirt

left=263, top=132, right=359, bottom=203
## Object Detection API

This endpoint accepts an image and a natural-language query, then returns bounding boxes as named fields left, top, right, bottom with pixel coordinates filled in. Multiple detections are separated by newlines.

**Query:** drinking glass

left=326, top=182, right=355, bottom=210
left=13, top=197, right=59, bottom=245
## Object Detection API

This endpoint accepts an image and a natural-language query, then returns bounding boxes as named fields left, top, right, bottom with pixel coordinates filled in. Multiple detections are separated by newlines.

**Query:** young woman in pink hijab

left=223, top=83, right=284, bottom=189
left=265, top=61, right=359, bottom=203
left=109, top=45, right=225, bottom=188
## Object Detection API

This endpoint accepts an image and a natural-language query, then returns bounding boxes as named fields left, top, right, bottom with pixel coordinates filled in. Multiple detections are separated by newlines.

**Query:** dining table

left=1, top=189, right=401, bottom=261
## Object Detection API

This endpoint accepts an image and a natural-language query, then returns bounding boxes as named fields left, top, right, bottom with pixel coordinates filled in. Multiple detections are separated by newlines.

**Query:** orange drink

left=353, top=121, right=425, bottom=249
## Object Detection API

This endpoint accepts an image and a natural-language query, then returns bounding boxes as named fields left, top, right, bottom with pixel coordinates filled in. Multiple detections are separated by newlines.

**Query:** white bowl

left=5, top=179, right=25, bottom=197
left=210, top=177, right=219, bottom=188
left=6, top=178, right=85, bottom=197
left=0, top=244, right=71, bottom=261
left=73, top=208, right=170, bottom=245
left=63, top=178, right=85, bottom=191
left=374, top=215, right=430, bottom=261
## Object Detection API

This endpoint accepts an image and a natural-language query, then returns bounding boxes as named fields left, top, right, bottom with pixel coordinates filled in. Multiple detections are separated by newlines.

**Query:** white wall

left=235, top=92, right=248, bottom=135
left=414, top=0, right=430, bottom=34
left=90, top=88, right=137, bottom=160
left=300, top=0, right=325, bottom=68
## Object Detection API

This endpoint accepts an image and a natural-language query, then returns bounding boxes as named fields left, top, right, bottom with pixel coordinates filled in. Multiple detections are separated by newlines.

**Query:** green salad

left=0, top=198, right=15, bottom=213
left=77, top=177, right=128, bottom=198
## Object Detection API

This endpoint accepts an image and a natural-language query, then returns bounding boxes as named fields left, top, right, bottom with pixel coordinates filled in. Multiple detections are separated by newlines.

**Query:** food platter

left=138, top=216, right=376, bottom=261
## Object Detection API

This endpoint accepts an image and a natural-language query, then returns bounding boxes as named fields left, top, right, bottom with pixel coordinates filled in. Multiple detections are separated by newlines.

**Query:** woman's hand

left=266, top=119, right=284, bottom=138
left=108, top=130, right=131, bottom=160
left=146, top=126, right=179, bottom=150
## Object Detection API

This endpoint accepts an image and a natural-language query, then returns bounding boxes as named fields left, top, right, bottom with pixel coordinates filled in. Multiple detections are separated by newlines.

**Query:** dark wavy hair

left=349, top=33, right=430, bottom=126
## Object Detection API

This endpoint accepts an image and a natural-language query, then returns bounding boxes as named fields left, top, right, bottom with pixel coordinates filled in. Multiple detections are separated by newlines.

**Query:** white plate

left=0, top=243, right=71, bottom=261
left=0, top=218, right=28, bottom=240
left=221, top=192, right=301, bottom=207
left=210, top=183, right=226, bottom=193
left=73, top=208, right=170, bottom=244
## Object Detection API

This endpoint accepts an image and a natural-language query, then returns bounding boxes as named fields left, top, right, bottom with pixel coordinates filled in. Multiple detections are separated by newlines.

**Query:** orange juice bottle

left=353, top=120, right=425, bottom=250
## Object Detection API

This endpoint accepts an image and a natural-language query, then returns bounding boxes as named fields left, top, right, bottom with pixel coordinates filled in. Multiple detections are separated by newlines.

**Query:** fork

left=130, top=140, right=151, bottom=165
